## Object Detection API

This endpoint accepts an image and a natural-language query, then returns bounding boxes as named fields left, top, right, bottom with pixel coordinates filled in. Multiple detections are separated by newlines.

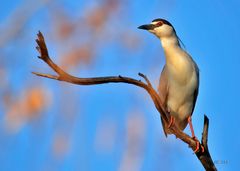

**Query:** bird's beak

left=138, top=24, right=155, bottom=30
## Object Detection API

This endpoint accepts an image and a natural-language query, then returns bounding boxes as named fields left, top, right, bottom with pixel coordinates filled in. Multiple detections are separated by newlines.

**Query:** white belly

left=166, top=60, right=198, bottom=125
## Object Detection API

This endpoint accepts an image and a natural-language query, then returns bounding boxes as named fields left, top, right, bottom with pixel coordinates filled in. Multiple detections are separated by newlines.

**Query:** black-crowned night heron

left=138, top=18, right=203, bottom=152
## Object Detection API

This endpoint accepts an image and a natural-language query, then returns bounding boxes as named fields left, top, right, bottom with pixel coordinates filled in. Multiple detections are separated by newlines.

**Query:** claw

left=193, top=140, right=200, bottom=153
left=192, top=137, right=204, bottom=153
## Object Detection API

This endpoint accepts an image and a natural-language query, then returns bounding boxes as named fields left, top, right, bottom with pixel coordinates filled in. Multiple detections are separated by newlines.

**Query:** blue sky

left=1, top=0, right=240, bottom=170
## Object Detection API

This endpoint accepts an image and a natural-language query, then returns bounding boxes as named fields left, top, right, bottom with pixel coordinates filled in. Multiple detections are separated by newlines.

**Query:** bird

left=138, top=18, right=203, bottom=152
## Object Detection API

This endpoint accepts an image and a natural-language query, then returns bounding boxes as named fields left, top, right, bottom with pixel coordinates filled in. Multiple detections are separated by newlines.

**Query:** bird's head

left=138, top=18, right=176, bottom=39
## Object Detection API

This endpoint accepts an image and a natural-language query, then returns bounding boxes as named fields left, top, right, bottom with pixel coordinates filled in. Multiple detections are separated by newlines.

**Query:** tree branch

left=196, top=115, right=217, bottom=171
left=33, top=31, right=217, bottom=170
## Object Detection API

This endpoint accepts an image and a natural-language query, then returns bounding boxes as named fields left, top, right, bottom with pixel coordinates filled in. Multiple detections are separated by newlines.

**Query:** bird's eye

left=155, top=21, right=163, bottom=27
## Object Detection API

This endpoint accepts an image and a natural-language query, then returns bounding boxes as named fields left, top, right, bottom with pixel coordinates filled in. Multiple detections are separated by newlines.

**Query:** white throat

left=158, top=33, right=191, bottom=72
left=160, top=33, right=180, bottom=49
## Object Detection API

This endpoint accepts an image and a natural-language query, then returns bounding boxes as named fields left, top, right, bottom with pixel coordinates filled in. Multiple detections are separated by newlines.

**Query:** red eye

left=156, top=21, right=163, bottom=27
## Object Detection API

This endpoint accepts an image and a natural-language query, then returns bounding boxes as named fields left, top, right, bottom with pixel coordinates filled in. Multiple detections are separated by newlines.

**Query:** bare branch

left=196, top=115, right=217, bottom=171
left=138, top=72, right=151, bottom=86
left=33, top=31, right=217, bottom=170
left=202, top=115, right=209, bottom=146
left=32, top=72, right=59, bottom=80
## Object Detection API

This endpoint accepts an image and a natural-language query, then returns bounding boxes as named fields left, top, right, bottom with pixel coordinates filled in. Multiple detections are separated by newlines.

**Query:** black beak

left=138, top=24, right=155, bottom=30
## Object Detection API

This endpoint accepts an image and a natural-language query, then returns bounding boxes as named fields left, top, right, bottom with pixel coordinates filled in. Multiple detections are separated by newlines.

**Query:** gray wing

left=158, top=65, right=168, bottom=107
left=191, top=63, right=200, bottom=115
left=158, top=65, right=169, bottom=137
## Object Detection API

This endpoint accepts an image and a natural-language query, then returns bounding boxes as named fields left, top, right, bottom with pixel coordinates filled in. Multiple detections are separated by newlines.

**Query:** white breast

left=166, top=51, right=198, bottom=122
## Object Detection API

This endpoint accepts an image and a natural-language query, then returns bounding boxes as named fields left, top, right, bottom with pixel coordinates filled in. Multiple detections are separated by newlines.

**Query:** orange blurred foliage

left=85, top=0, right=119, bottom=33
left=4, top=86, right=51, bottom=132
left=60, top=44, right=94, bottom=70
left=52, top=133, right=71, bottom=159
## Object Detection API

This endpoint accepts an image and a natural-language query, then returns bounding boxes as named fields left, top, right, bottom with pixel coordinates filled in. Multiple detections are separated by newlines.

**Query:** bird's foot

left=167, top=115, right=175, bottom=128
left=192, top=136, right=204, bottom=153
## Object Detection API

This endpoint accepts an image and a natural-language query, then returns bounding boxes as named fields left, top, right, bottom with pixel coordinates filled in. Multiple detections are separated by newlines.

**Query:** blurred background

left=1, top=0, right=239, bottom=170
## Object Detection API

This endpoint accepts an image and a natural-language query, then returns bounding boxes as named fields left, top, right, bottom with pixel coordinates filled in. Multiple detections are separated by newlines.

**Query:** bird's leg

left=187, top=116, right=204, bottom=153
left=168, top=115, right=175, bottom=128
left=167, top=108, right=175, bottom=128
left=188, top=116, right=196, bottom=138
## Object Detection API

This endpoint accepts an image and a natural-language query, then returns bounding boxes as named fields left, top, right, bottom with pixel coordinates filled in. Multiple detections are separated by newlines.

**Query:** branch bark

left=33, top=31, right=217, bottom=171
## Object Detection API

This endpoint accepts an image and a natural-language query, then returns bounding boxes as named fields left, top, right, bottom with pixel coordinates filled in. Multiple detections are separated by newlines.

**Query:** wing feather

left=158, top=66, right=169, bottom=136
